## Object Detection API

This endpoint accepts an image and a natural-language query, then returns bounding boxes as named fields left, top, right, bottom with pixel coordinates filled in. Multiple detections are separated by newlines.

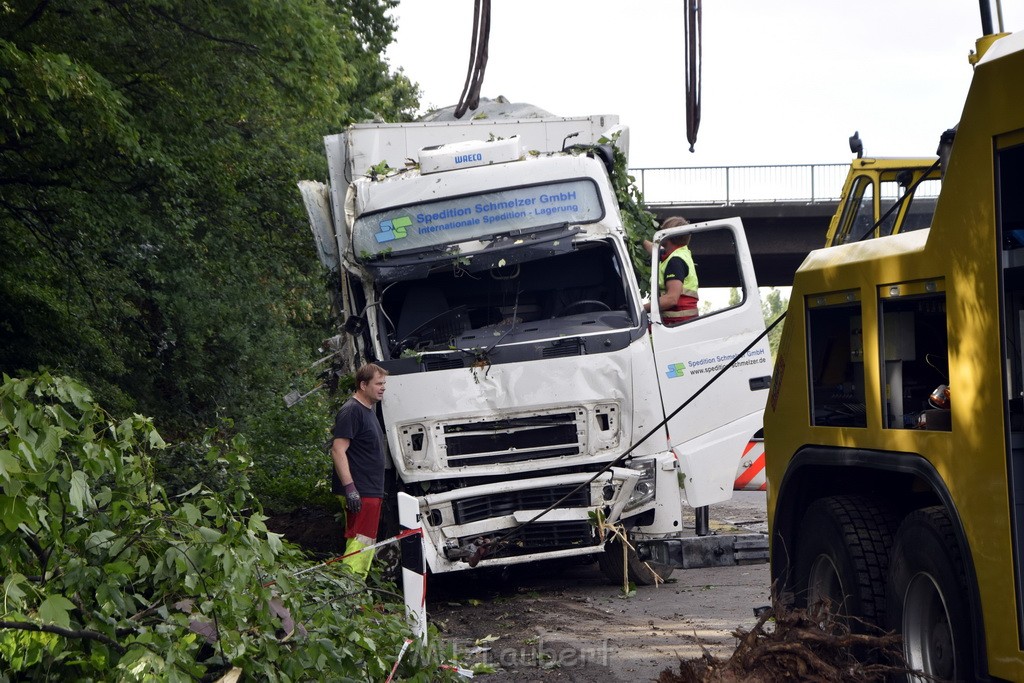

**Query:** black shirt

left=331, top=397, right=386, bottom=497
left=663, top=256, right=689, bottom=286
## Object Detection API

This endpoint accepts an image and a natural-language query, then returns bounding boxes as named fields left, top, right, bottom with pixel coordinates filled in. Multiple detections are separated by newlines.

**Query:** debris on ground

left=657, top=601, right=910, bottom=683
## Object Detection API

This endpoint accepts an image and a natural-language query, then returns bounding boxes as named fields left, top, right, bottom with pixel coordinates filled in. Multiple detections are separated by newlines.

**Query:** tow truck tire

left=887, top=506, right=974, bottom=682
left=794, top=495, right=896, bottom=626
left=597, top=533, right=674, bottom=586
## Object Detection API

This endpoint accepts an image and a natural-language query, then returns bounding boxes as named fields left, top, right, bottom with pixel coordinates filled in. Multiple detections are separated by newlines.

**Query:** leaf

left=0, top=450, right=22, bottom=481
left=103, top=561, right=135, bottom=576
left=38, top=595, right=75, bottom=629
left=65, top=381, right=93, bottom=412
left=86, top=529, right=116, bottom=550
left=3, top=573, right=28, bottom=606
left=266, top=532, right=283, bottom=554
left=148, top=427, right=166, bottom=449
left=474, top=634, right=500, bottom=646
left=0, top=495, right=32, bottom=531
left=33, top=427, right=61, bottom=464
left=182, top=503, right=200, bottom=525
left=69, top=470, right=93, bottom=514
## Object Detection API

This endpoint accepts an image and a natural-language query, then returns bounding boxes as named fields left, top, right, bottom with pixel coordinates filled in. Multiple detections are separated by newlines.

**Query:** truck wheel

left=887, top=506, right=974, bottom=682
left=597, top=532, right=674, bottom=586
left=794, top=495, right=896, bottom=625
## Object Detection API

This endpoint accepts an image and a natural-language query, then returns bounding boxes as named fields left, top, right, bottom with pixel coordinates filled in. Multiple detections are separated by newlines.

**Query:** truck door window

left=835, top=177, right=874, bottom=245
left=656, top=226, right=746, bottom=324
left=806, top=291, right=866, bottom=427
left=999, top=140, right=1024, bottom=430
left=877, top=281, right=949, bottom=430
left=997, top=136, right=1024, bottom=644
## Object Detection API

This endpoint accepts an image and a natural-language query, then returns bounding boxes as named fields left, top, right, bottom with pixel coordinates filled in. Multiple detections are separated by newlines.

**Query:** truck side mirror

left=849, top=131, right=864, bottom=159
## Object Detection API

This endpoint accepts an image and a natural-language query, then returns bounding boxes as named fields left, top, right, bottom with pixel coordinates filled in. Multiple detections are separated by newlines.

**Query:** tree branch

left=16, top=0, right=50, bottom=32
left=0, top=620, right=126, bottom=653
left=149, top=7, right=260, bottom=53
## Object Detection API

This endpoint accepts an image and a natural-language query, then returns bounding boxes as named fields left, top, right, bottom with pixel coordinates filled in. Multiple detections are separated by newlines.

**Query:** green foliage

left=601, top=134, right=660, bottom=295
left=245, top=393, right=337, bottom=515
left=0, top=0, right=418, bottom=445
left=0, top=373, right=450, bottom=680
left=761, top=287, right=789, bottom=359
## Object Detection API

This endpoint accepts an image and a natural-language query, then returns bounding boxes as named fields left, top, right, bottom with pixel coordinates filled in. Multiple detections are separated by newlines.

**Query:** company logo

left=454, top=153, right=483, bottom=164
left=376, top=215, right=412, bottom=243
left=665, top=362, right=686, bottom=379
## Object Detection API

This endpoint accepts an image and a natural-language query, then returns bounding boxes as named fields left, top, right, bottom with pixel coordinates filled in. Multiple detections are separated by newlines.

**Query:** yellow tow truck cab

left=824, top=156, right=942, bottom=248
left=765, top=31, right=1024, bottom=681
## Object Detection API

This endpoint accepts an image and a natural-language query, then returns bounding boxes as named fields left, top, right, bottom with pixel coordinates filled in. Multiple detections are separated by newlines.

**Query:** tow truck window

left=877, top=281, right=949, bottom=430
left=884, top=176, right=940, bottom=234
left=806, top=292, right=866, bottom=427
left=835, top=177, right=874, bottom=245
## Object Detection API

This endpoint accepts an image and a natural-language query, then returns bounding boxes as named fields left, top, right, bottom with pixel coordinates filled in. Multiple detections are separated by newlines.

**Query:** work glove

left=343, top=482, right=362, bottom=514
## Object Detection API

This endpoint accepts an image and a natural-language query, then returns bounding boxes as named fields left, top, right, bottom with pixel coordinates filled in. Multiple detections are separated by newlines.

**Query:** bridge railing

left=629, top=163, right=850, bottom=205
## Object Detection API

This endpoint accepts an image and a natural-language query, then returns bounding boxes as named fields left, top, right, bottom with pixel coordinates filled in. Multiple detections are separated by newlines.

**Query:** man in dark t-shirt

left=331, top=362, right=388, bottom=579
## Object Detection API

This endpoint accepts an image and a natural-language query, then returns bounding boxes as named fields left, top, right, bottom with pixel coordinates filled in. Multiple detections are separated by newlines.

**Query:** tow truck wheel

left=597, top=532, right=674, bottom=586
left=887, top=506, right=974, bottom=682
left=794, top=495, right=896, bottom=626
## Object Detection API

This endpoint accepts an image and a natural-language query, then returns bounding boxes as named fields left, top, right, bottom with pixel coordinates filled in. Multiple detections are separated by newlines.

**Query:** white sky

left=386, top=1, right=1023, bottom=168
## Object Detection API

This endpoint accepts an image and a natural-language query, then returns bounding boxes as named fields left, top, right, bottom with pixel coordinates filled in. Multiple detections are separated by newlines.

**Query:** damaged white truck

left=299, top=109, right=772, bottom=582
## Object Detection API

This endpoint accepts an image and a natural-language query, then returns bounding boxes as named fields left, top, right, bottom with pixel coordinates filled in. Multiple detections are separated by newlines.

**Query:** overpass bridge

left=631, top=163, right=937, bottom=287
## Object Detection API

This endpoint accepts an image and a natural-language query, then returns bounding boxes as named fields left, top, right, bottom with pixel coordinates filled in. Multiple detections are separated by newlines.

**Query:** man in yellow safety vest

left=643, top=216, right=699, bottom=326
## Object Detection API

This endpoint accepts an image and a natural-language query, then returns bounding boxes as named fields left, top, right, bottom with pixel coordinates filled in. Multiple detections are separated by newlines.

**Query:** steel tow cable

left=453, top=0, right=491, bottom=119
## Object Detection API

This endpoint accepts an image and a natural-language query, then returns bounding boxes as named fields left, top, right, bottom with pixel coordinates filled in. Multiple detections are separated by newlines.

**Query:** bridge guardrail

left=629, top=163, right=850, bottom=205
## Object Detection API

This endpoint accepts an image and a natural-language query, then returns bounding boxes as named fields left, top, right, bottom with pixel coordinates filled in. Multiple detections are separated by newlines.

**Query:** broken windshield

left=353, top=179, right=604, bottom=259
left=378, top=239, right=637, bottom=358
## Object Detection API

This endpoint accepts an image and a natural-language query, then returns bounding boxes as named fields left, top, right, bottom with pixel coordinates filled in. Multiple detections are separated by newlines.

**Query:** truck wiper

left=481, top=222, right=577, bottom=249
left=391, top=305, right=469, bottom=356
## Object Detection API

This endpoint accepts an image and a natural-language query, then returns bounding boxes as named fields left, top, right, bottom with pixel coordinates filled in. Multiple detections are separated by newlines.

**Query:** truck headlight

left=624, top=458, right=656, bottom=510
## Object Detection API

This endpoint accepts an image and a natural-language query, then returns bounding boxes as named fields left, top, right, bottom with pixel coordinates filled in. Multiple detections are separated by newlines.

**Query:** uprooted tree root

left=658, top=600, right=919, bottom=683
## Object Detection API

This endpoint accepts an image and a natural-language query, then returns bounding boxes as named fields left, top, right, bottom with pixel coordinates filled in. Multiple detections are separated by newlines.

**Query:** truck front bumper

left=416, top=466, right=649, bottom=573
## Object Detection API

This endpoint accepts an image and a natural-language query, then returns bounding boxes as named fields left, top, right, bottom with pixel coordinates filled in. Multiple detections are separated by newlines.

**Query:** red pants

left=344, top=496, right=382, bottom=541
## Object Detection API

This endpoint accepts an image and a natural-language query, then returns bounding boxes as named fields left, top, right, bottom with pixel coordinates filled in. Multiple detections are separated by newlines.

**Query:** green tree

left=0, top=0, right=417, bottom=444
left=0, top=373, right=451, bottom=680
left=761, top=287, right=789, bottom=359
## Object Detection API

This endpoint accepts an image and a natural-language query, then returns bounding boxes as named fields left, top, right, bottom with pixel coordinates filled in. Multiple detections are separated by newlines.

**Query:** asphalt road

left=429, top=491, right=771, bottom=681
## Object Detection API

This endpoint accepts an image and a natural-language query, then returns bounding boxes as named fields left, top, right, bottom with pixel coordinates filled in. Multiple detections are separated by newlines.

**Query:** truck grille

left=452, top=485, right=591, bottom=524
left=444, top=412, right=583, bottom=467
left=542, top=338, right=583, bottom=358
left=459, top=521, right=598, bottom=556
left=424, top=357, right=465, bottom=371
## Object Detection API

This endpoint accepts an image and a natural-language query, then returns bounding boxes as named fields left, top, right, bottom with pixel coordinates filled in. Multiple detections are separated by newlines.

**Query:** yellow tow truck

left=765, top=27, right=1024, bottom=682
left=824, top=147, right=942, bottom=248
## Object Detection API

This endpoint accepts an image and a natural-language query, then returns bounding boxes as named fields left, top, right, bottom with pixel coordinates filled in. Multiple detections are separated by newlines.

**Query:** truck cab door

left=649, top=218, right=772, bottom=507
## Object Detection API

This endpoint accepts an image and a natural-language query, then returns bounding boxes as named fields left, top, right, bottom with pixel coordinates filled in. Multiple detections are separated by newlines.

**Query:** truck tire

left=887, top=506, right=974, bottom=682
left=597, top=532, right=674, bottom=586
left=794, top=495, right=896, bottom=626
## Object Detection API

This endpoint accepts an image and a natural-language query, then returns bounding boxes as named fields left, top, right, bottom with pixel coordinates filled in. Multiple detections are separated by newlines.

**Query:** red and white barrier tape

left=262, top=527, right=423, bottom=587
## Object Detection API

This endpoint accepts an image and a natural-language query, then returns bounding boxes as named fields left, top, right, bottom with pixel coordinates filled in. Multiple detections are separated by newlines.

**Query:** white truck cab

left=301, top=112, right=771, bottom=579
